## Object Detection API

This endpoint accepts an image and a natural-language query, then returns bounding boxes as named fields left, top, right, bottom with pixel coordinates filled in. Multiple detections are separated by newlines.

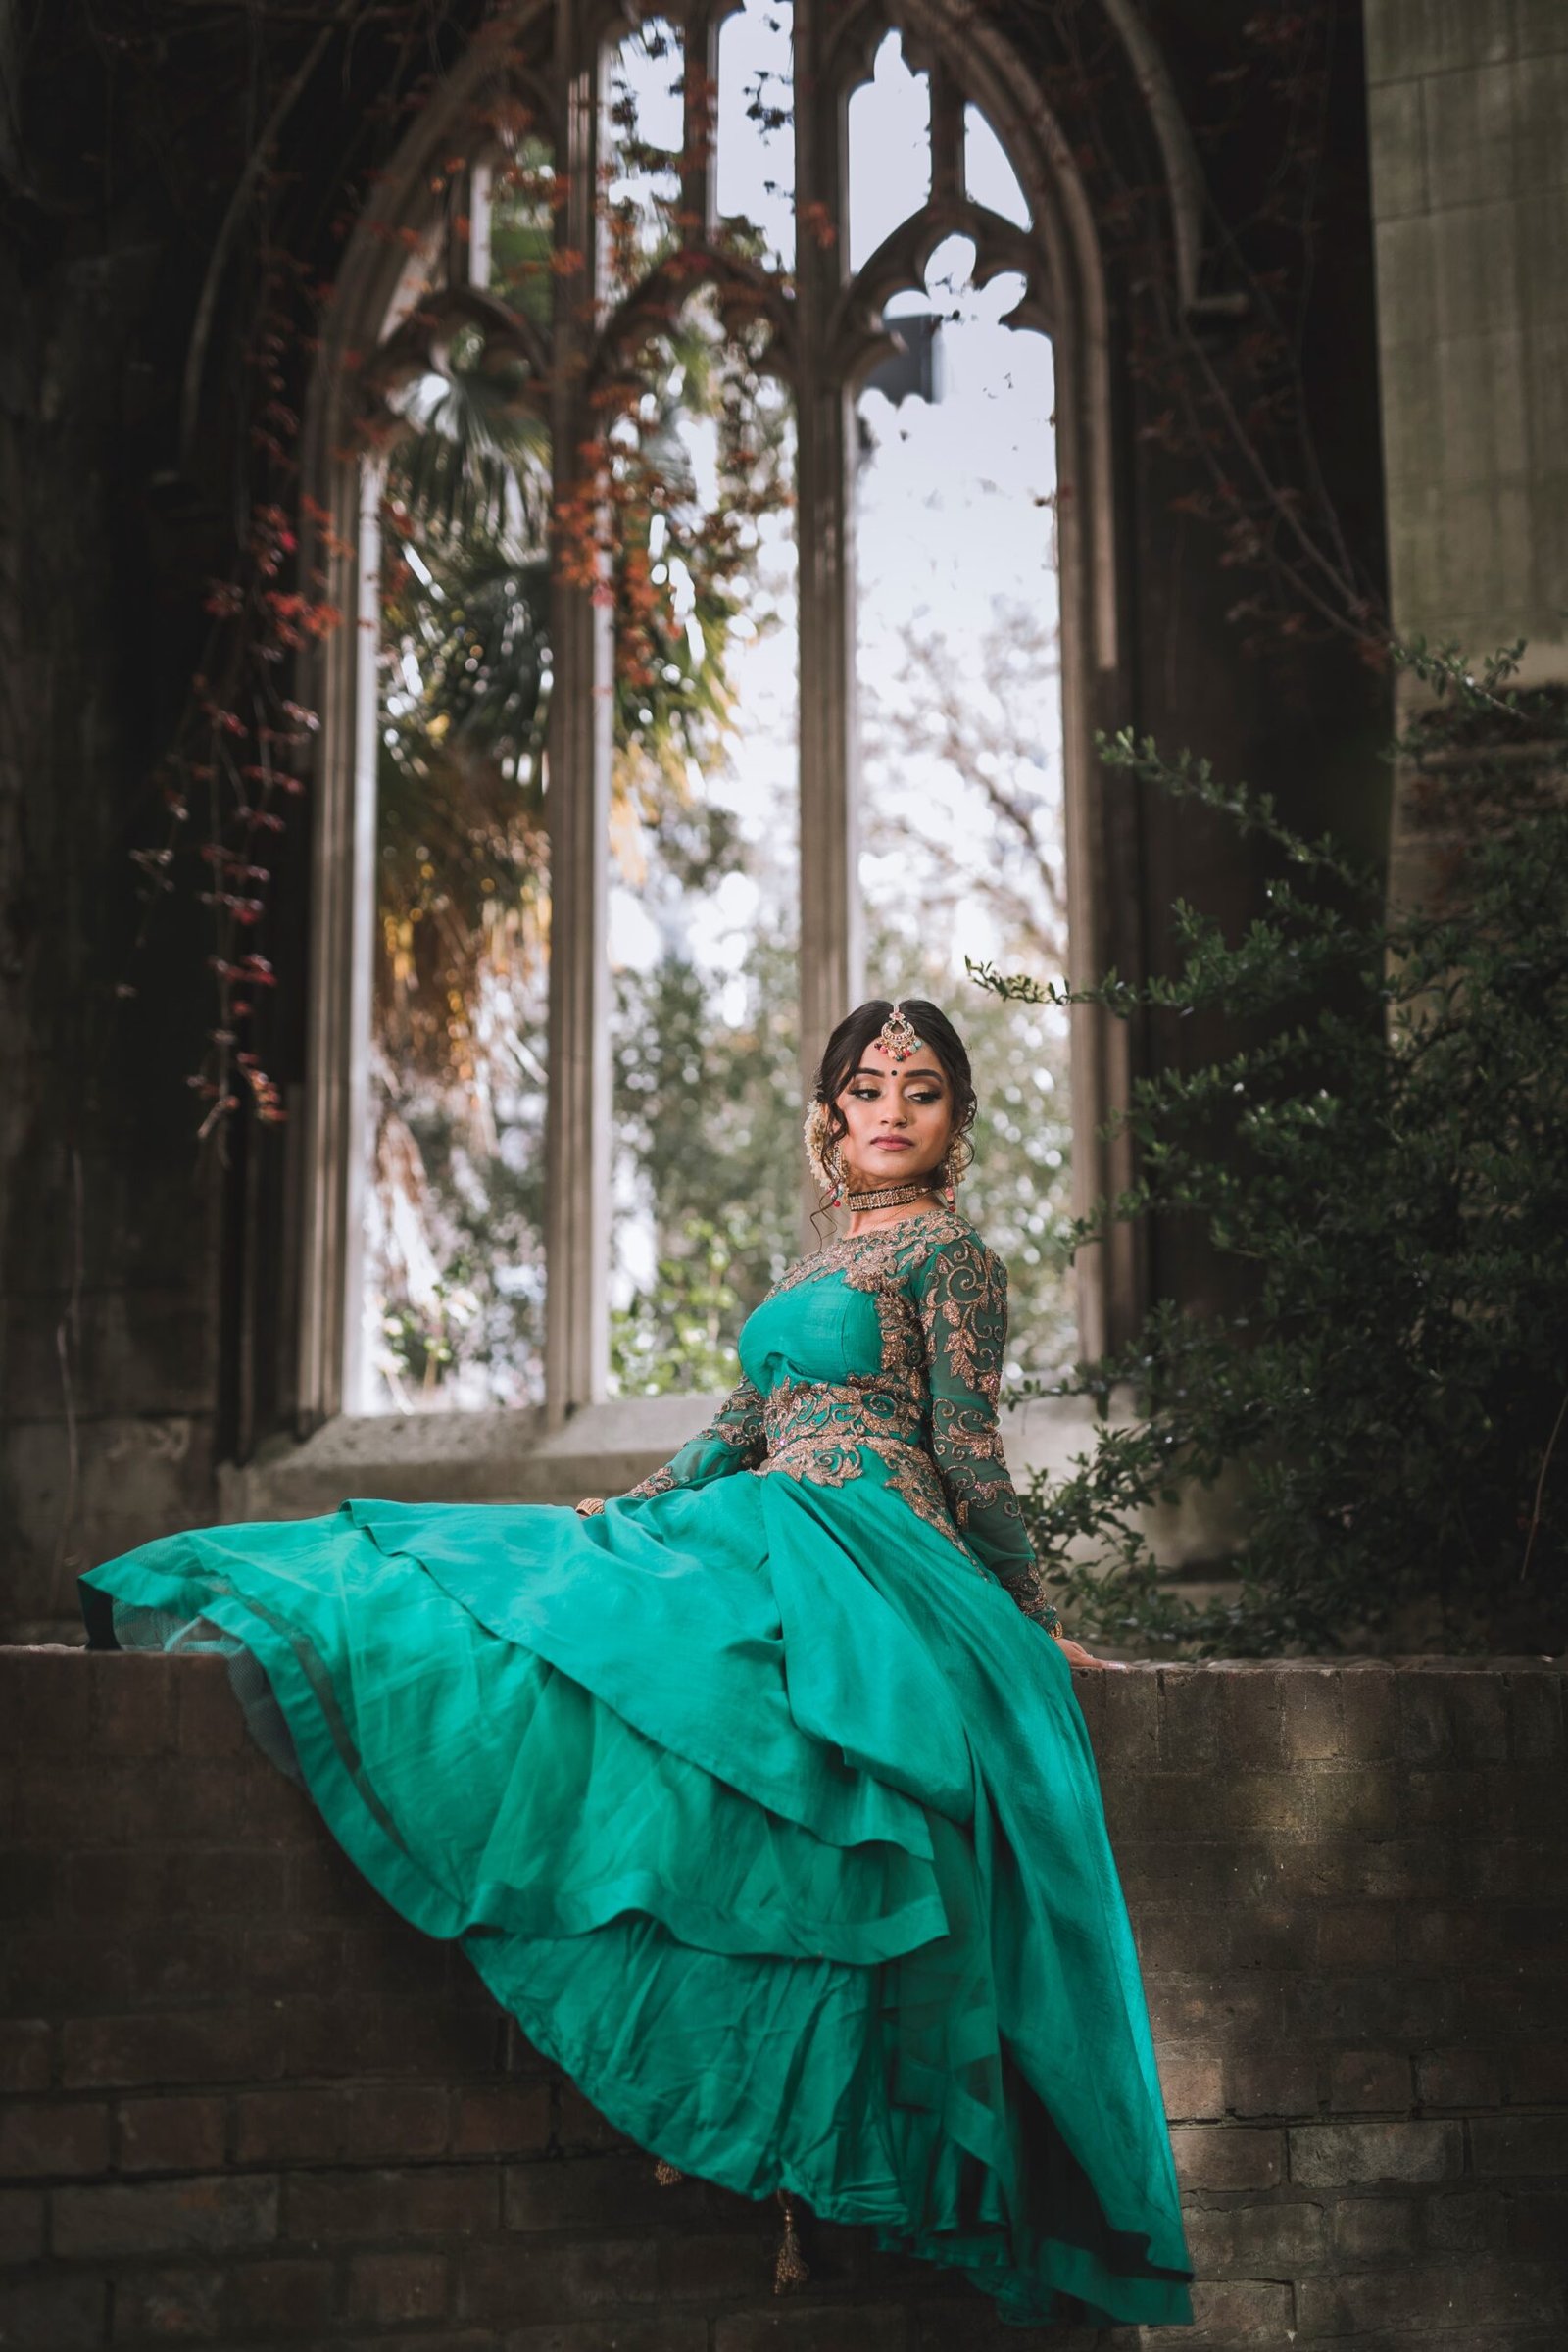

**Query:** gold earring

left=942, top=1127, right=974, bottom=1205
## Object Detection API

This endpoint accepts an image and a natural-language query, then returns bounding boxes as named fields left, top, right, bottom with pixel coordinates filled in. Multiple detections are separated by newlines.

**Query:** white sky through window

left=716, top=0, right=796, bottom=270
left=847, top=34, right=932, bottom=273
left=611, top=18, right=684, bottom=153
left=965, top=103, right=1032, bottom=227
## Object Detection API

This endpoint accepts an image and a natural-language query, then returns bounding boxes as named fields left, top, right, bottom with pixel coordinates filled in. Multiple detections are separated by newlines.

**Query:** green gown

left=81, top=1204, right=1193, bottom=2328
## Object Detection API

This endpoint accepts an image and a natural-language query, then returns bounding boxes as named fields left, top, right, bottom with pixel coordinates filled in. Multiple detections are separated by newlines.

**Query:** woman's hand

left=574, top=1496, right=606, bottom=1517
left=1055, top=1634, right=1126, bottom=1672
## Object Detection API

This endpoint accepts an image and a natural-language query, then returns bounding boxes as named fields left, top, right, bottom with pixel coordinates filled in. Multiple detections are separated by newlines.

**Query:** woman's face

left=834, top=1037, right=954, bottom=1190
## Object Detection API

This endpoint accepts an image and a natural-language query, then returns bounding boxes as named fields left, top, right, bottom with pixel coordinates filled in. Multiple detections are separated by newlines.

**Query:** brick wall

left=2, top=1651, right=1564, bottom=2351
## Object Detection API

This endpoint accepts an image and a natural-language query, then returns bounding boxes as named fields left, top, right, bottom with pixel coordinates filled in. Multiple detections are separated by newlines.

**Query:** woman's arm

left=577, top=1373, right=767, bottom=1512
left=909, top=1233, right=1065, bottom=1634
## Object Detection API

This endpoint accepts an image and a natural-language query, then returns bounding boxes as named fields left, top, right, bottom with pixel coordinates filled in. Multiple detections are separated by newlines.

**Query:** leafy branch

left=976, top=641, right=1568, bottom=1655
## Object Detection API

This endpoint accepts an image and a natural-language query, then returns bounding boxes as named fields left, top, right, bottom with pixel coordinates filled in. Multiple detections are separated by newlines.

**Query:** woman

left=80, top=999, right=1193, bottom=2330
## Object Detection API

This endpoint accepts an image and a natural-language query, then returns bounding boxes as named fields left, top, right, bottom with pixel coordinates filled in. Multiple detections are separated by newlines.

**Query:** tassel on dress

left=773, top=2188, right=809, bottom=2292
left=653, top=2159, right=683, bottom=2186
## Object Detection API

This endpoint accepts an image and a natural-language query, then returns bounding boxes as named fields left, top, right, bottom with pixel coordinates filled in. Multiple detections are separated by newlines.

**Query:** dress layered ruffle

left=84, top=1456, right=1192, bottom=2328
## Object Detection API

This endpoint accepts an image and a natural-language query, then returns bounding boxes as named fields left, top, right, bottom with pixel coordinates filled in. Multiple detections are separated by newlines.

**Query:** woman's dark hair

left=811, top=999, right=977, bottom=1152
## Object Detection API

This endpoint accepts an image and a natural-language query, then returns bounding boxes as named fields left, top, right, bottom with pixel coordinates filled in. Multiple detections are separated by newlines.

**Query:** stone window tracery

left=298, top=0, right=1109, bottom=1434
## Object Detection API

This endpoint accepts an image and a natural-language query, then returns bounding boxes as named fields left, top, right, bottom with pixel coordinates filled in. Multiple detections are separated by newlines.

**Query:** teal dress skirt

left=82, top=1205, right=1193, bottom=2328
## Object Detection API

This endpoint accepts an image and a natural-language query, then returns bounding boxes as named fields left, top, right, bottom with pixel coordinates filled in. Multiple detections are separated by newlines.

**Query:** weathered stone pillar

left=300, top=456, right=383, bottom=1425
left=1366, top=0, right=1568, bottom=680
left=1365, top=1, right=1568, bottom=900
left=793, top=0, right=862, bottom=1219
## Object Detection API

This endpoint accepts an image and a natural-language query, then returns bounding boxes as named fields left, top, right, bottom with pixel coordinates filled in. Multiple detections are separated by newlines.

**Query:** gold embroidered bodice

left=623, top=1206, right=1060, bottom=1630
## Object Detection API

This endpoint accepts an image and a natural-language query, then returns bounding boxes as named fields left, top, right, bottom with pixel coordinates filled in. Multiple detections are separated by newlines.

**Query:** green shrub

left=978, top=645, right=1568, bottom=1655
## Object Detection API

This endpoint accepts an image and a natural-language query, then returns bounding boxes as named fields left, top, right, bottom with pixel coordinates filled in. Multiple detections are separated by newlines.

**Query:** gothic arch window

left=296, top=0, right=1124, bottom=1437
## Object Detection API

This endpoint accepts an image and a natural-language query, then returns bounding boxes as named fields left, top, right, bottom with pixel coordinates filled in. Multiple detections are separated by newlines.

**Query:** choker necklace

left=843, top=1179, right=938, bottom=1213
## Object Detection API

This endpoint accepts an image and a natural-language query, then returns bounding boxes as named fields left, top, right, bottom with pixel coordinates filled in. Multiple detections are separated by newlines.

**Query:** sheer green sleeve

left=911, top=1234, right=1062, bottom=1632
left=621, top=1374, right=767, bottom=1500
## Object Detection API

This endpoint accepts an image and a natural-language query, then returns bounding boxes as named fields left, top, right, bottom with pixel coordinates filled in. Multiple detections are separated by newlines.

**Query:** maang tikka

left=876, top=1004, right=923, bottom=1063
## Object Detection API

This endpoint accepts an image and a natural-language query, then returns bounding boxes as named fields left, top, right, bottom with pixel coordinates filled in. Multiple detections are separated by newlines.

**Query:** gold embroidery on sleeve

left=621, top=1375, right=766, bottom=1500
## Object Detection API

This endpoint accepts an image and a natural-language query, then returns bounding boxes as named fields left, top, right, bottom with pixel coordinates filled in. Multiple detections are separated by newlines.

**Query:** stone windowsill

left=217, top=1394, right=714, bottom=1522
left=216, top=1392, right=1243, bottom=1569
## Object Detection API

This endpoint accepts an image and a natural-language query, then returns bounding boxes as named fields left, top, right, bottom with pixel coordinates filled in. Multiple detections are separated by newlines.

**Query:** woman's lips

left=872, top=1138, right=913, bottom=1149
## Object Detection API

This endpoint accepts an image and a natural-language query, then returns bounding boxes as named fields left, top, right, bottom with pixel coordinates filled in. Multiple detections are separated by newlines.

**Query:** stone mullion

left=927, top=59, right=962, bottom=207
left=680, top=2, right=719, bottom=242
left=543, top=2, right=612, bottom=1424
left=466, top=160, right=495, bottom=289
left=299, top=453, right=383, bottom=1424
left=443, top=158, right=494, bottom=292
left=792, top=0, right=860, bottom=1223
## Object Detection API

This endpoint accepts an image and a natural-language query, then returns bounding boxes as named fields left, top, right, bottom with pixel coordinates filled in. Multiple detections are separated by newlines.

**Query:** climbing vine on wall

left=106, top=3, right=500, bottom=1151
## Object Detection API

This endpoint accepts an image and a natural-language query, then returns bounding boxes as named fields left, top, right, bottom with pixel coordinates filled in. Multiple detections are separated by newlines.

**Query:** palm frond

left=391, top=360, right=550, bottom=550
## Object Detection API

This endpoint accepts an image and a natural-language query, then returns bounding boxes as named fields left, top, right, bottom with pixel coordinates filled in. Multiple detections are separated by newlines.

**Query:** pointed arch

left=288, top=0, right=1210, bottom=1431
